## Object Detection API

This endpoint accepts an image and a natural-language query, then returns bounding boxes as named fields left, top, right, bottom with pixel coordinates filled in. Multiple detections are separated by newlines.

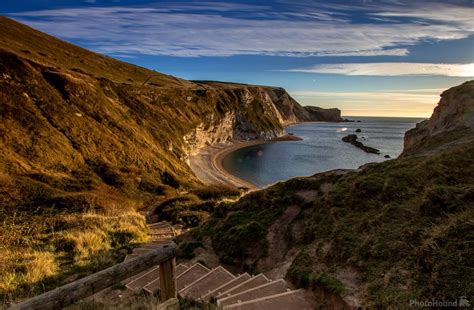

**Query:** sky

left=2, top=0, right=474, bottom=117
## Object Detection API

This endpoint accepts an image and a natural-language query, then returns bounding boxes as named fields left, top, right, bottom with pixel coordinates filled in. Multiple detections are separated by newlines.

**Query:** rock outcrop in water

left=342, top=134, right=380, bottom=154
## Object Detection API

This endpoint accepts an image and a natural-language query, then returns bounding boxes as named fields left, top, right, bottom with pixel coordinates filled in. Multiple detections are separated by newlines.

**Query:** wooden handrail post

left=159, top=256, right=177, bottom=302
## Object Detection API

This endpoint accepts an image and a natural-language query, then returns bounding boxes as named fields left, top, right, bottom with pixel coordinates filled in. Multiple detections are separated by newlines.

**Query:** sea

left=221, top=117, right=425, bottom=187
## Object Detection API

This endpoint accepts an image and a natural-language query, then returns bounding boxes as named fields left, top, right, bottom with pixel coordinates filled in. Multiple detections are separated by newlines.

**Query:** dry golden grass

left=0, top=250, right=58, bottom=293
left=0, top=211, right=149, bottom=306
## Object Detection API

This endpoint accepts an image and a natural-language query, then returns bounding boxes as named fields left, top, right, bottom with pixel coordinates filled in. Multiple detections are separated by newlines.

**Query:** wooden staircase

left=118, top=221, right=315, bottom=309
left=11, top=221, right=314, bottom=309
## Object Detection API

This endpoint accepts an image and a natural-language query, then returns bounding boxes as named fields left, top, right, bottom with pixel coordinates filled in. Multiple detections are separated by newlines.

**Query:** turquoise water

left=222, top=117, right=425, bottom=187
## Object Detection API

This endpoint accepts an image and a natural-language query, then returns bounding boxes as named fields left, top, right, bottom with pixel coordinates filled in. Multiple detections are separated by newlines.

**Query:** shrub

left=191, top=185, right=240, bottom=201
left=177, top=241, right=204, bottom=259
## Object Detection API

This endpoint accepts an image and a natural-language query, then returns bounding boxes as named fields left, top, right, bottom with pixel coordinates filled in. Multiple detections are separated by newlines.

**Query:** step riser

left=126, top=267, right=161, bottom=291
left=179, top=267, right=236, bottom=300
left=218, top=274, right=270, bottom=298
left=143, top=264, right=189, bottom=294
left=176, top=264, right=211, bottom=291
left=222, top=289, right=314, bottom=310
left=217, top=279, right=288, bottom=307
left=201, top=273, right=252, bottom=301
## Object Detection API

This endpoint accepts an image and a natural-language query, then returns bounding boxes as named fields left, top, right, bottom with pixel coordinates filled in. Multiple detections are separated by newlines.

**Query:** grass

left=154, top=185, right=243, bottom=229
left=67, top=295, right=163, bottom=310
left=196, top=184, right=303, bottom=269
left=0, top=210, right=148, bottom=306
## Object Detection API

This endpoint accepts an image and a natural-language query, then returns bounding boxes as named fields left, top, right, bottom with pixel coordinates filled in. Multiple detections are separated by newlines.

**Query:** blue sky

left=2, top=0, right=474, bottom=117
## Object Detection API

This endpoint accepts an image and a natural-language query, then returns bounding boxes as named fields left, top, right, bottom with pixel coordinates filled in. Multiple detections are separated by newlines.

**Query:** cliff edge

left=403, top=80, right=474, bottom=156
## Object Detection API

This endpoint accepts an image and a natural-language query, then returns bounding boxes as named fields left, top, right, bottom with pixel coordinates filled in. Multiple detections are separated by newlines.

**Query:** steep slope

left=192, top=81, right=474, bottom=308
left=0, top=16, right=341, bottom=303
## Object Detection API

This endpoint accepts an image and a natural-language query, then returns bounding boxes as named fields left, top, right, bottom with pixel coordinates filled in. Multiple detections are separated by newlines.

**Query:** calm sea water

left=222, top=117, right=425, bottom=187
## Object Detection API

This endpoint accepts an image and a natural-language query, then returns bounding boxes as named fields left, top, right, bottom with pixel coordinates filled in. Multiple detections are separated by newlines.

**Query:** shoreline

left=189, top=135, right=302, bottom=190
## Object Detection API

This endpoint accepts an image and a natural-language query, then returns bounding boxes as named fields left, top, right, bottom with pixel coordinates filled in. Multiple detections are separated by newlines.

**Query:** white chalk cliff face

left=182, top=86, right=341, bottom=156
left=403, top=80, right=474, bottom=156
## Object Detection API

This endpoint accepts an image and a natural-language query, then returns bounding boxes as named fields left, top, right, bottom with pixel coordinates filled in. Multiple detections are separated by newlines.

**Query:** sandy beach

left=189, top=135, right=302, bottom=190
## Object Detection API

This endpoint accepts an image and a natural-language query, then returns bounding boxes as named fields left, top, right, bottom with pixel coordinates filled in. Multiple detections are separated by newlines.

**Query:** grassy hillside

left=0, top=16, right=341, bottom=304
left=190, top=82, right=474, bottom=308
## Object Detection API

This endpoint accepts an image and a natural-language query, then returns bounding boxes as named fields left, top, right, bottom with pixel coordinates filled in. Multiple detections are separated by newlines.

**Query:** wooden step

left=125, top=266, right=160, bottom=291
left=147, top=221, right=170, bottom=228
left=149, top=235, right=174, bottom=242
left=149, top=232, right=173, bottom=238
left=137, top=241, right=169, bottom=249
left=201, top=273, right=251, bottom=301
left=222, top=289, right=314, bottom=310
left=218, top=274, right=271, bottom=298
left=176, top=263, right=211, bottom=291
left=132, top=247, right=153, bottom=255
left=120, top=266, right=157, bottom=285
left=179, top=266, right=236, bottom=300
left=149, top=228, right=173, bottom=234
left=123, top=254, right=139, bottom=262
left=151, top=232, right=171, bottom=236
left=143, top=263, right=190, bottom=294
left=217, top=279, right=288, bottom=307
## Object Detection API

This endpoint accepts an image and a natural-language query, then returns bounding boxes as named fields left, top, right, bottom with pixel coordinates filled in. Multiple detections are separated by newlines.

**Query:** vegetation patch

left=196, top=184, right=303, bottom=269
left=0, top=210, right=148, bottom=305
left=177, top=241, right=205, bottom=259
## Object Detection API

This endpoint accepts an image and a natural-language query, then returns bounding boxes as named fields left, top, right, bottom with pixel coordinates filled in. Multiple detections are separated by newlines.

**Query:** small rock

left=384, top=155, right=391, bottom=158
left=355, top=128, right=362, bottom=133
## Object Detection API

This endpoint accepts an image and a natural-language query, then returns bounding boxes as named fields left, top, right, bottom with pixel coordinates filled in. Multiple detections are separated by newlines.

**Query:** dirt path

left=257, top=205, right=302, bottom=279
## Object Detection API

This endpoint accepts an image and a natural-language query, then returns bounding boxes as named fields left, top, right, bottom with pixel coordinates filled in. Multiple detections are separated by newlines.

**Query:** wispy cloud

left=8, top=1, right=474, bottom=57
left=287, top=63, right=474, bottom=77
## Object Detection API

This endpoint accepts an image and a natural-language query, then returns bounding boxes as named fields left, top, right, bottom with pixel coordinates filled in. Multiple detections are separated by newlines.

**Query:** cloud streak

left=9, top=1, right=474, bottom=57
left=287, top=62, right=474, bottom=77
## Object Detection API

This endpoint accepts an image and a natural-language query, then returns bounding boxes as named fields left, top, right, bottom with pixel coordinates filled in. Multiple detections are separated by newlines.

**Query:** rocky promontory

left=301, top=106, right=343, bottom=122
left=402, top=80, right=474, bottom=156
left=342, top=134, right=380, bottom=154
